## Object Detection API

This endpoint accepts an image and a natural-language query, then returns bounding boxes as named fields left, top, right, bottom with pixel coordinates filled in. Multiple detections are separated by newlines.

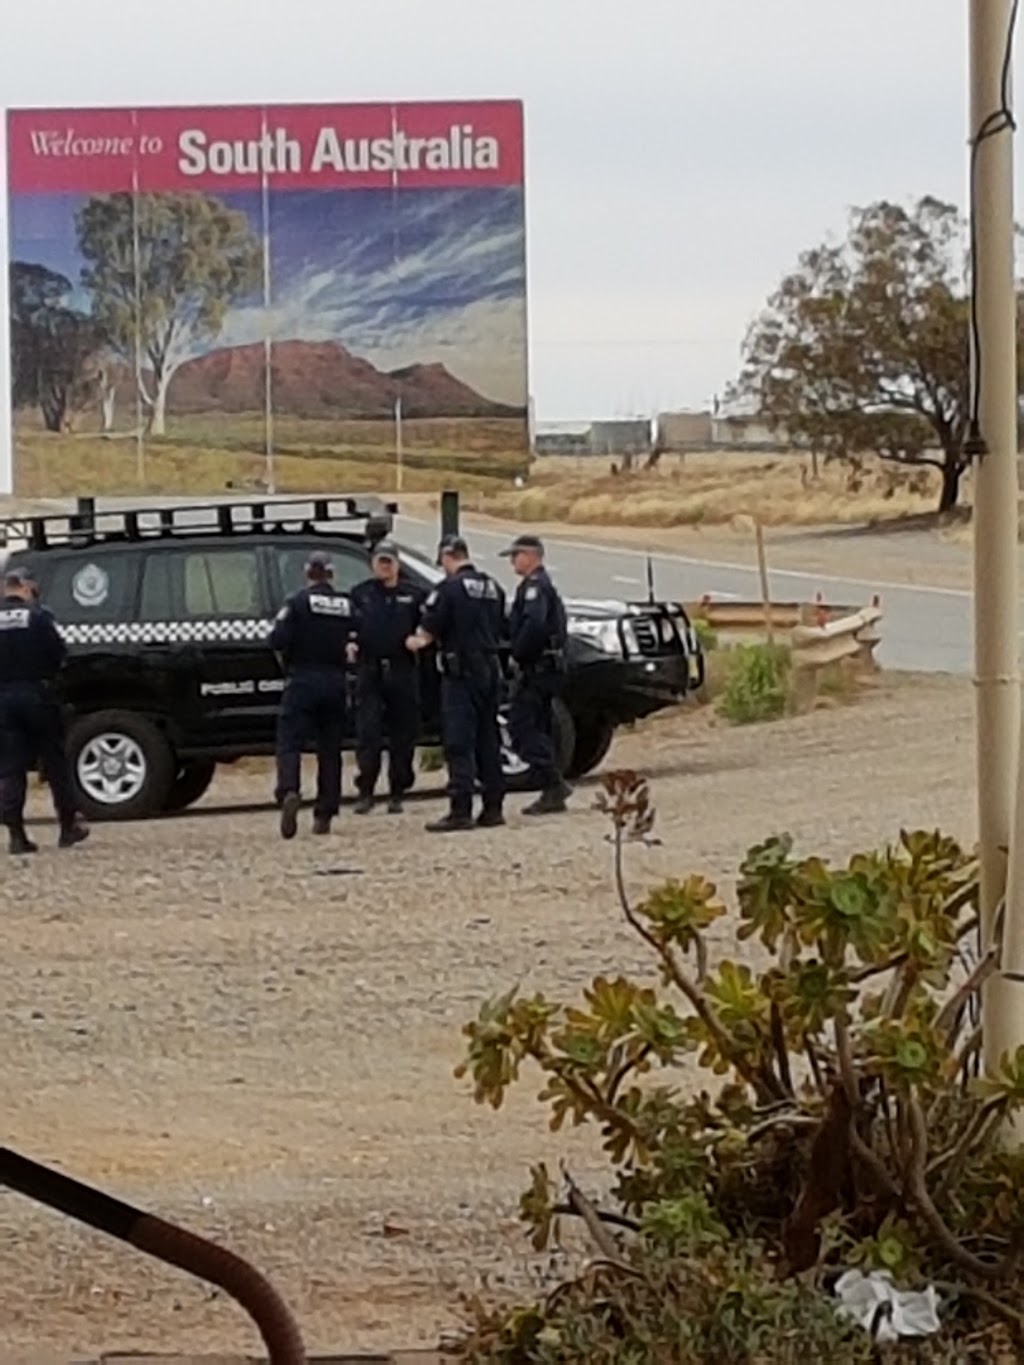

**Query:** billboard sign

left=5, top=101, right=527, bottom=496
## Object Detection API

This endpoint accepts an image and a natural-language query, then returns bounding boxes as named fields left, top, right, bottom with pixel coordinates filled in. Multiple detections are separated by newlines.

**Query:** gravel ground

left=1, top=673, right=977, bottom=1358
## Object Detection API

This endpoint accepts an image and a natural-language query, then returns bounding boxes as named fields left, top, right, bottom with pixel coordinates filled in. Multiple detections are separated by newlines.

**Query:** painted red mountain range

left=161, top=340, right=521, bottom=419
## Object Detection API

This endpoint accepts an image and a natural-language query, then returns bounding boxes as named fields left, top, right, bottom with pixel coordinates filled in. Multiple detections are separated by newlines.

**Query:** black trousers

left=441, top=664, right=504, bottom=817
left=508, top=669, right=563, bottom=788
left=0, top=682, right=77, bottom=829
left=274, top=668, right=345, bottom=820
left=355, top=660, right=419, bottom=798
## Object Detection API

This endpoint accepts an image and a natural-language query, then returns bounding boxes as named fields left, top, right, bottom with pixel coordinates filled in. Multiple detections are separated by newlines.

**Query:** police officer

left=270, top=550, right=355, bottom=841
left=405, top=534, right=506, bottom=833
left=500, top=533, right=571, bottom=815
left=0, top=566, right=88, bottom=855
left=350, top=539, right=426, bottom=815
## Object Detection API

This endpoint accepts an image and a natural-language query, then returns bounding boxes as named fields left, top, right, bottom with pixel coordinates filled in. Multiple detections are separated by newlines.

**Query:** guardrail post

left=440, top=489, right=460, bottom=539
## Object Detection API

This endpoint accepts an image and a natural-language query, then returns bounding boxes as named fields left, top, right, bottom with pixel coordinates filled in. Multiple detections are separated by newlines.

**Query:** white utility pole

left=969, top=0, right=1022, bottom=1076
left=394, top=395, right=404, bottom=494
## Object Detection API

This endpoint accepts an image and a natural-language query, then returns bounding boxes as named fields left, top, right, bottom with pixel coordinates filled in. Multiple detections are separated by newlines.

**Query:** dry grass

left=471, top=451, right=945, bottom=529
left=12, top=411, right=527, bottom=498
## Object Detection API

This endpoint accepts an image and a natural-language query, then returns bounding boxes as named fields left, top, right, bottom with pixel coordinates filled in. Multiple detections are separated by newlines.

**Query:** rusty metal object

left=0, top=1146, right=306, bottom=1363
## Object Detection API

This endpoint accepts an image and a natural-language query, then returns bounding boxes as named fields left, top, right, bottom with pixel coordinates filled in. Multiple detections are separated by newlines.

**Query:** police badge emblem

left=72, top=562, right=110, bottom=608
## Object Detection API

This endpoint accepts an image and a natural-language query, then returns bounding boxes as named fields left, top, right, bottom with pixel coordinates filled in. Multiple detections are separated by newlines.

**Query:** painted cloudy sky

left=258, top=186, right=527, bottom=407
left=9, top=185, right=527, bottom=408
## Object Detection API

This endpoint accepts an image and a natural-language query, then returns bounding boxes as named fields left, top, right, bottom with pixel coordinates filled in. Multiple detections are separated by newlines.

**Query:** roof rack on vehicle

left=0, top=495, right=399, bottom=553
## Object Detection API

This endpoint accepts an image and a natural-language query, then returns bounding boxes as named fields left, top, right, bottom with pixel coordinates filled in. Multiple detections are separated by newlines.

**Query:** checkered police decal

left=59, top=618, right=275, bottom=646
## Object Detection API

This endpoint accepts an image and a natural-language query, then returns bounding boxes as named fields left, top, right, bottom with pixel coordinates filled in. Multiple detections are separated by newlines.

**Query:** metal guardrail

left=686, top=595, right=884, bottom=671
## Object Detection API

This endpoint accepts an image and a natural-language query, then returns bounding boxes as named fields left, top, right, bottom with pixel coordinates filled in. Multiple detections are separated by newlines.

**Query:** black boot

left=523, top=781, right=569, bottom=817
left=386, top=794, right=404, bottom=814
left=312, top=815, right=332, bottom=836
left=425, top=809, right=474, bottom=834
left=353, top=794, right=374, bottom=815
left=58, top=816, right=90, bottom=849
left=8, top=825, right=38, bottom=856
left=280, top=792, right=301, bottom=840
left=476, top=807, right=506, bottom=828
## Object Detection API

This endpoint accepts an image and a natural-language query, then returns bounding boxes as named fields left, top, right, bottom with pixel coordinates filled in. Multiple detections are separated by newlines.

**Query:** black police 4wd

left=0, top=497, right=705, bottom=821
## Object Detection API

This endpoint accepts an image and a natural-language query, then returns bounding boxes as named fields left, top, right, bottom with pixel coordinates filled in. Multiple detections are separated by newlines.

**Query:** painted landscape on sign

left=6, top=102, right=528, bottom=496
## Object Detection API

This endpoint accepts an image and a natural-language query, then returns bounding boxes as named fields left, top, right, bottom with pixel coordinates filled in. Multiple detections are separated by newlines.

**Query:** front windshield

left=398, top=546, right=443, bottom=585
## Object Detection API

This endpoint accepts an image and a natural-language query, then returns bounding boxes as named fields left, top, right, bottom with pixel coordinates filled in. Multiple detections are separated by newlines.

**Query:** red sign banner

left=6, top=100, right=524, bottom=194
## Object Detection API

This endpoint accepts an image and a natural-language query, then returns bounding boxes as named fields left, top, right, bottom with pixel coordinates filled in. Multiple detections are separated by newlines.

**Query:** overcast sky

left=0, top=0, right=1005, bottom=458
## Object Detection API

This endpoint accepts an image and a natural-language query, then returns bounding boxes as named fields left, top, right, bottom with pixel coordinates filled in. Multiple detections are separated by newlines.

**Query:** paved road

left=395, top=513, right=971, bottom=675
left=1, top=494, right=974, bottom=674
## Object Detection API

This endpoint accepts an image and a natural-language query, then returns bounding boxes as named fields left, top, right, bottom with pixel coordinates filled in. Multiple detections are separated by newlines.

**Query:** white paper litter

left=834, top=1269, right=942, bottom=1343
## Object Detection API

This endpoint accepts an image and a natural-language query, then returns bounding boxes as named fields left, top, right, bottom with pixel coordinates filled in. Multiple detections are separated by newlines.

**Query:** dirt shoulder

left=1, top=673, right=975, bottom=1357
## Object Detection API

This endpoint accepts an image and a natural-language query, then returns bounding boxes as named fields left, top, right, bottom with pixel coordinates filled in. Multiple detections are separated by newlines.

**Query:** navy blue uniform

left=508, top=568, right=569, bottom=789
left=270, top=583, right=355, bottom=821
left=351, top=577, right=426, bottom=800
left=422, top=565, right=506, bottom=818
left=0, top=594, right=78, bottom=830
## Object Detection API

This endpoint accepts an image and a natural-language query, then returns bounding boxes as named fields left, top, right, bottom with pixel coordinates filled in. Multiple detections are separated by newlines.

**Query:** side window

left=273, top=543, right=370, bottom=598
left=184, top=550, right=261, bottom=616
left=36, top=551, right=139, bottom=623
left=139, top=549, right=263, bottom=620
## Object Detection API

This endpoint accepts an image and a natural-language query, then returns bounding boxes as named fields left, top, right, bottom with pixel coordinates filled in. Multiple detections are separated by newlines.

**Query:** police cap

left=498, top=533, right=544, bottom=558
left=372, top=538, right=400, bottom=562
left=304, top=549, right=334, bottom=574
left=436, top=533, right=469, bottom=565
left=3, top=565, right=36, bottom=589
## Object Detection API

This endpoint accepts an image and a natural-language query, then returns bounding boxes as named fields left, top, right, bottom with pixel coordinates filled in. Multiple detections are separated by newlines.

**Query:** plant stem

left=849, top=954, right=908, bottom=985
left=929, top=1098, right=1006, bottom=1199
left=935, top=947, right=999, bottom=1041
left=563, top=1171, right=638, bottom=1273
left=953, top=1025, right=984, bottom=1086
left=770, top=1001, right=794, bottom=1097
left=551, top=1202, right=641, bottom=1234
left=803, top=1035, right=826, bottom=1093
left=849, top=1126, right=902, bottom=1203
left=905, top=1092, right=1005, bottom=1281
left=612, top=826, right=779, bottom=1101
left=833, top=1021, right=859, bottom=1109
left=607, top=1046, right=652, bottom=1106
left=880, top=961, right=918, bottom=1021
left=932, top=1280, right=1024, bottom=1333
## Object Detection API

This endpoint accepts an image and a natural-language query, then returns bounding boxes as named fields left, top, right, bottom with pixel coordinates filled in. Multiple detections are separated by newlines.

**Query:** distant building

left=531, top=411, right=802, bottom=460
left=710, top=414, right=794, bottom=451
left=588, top=419, right=652, bottom=458
left=656, top=409, right=713, bottom=451
left=532, top=420, right=591, bottom=456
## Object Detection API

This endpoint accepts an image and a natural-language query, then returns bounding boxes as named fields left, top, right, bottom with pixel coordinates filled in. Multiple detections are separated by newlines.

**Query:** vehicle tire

left=566, top=715, right=615, bottom=780
left=164, top=759, right=217, bottom=814
left=499, top=697, right=576, bottom=792
left=67, top=711, right=176, bottom=822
